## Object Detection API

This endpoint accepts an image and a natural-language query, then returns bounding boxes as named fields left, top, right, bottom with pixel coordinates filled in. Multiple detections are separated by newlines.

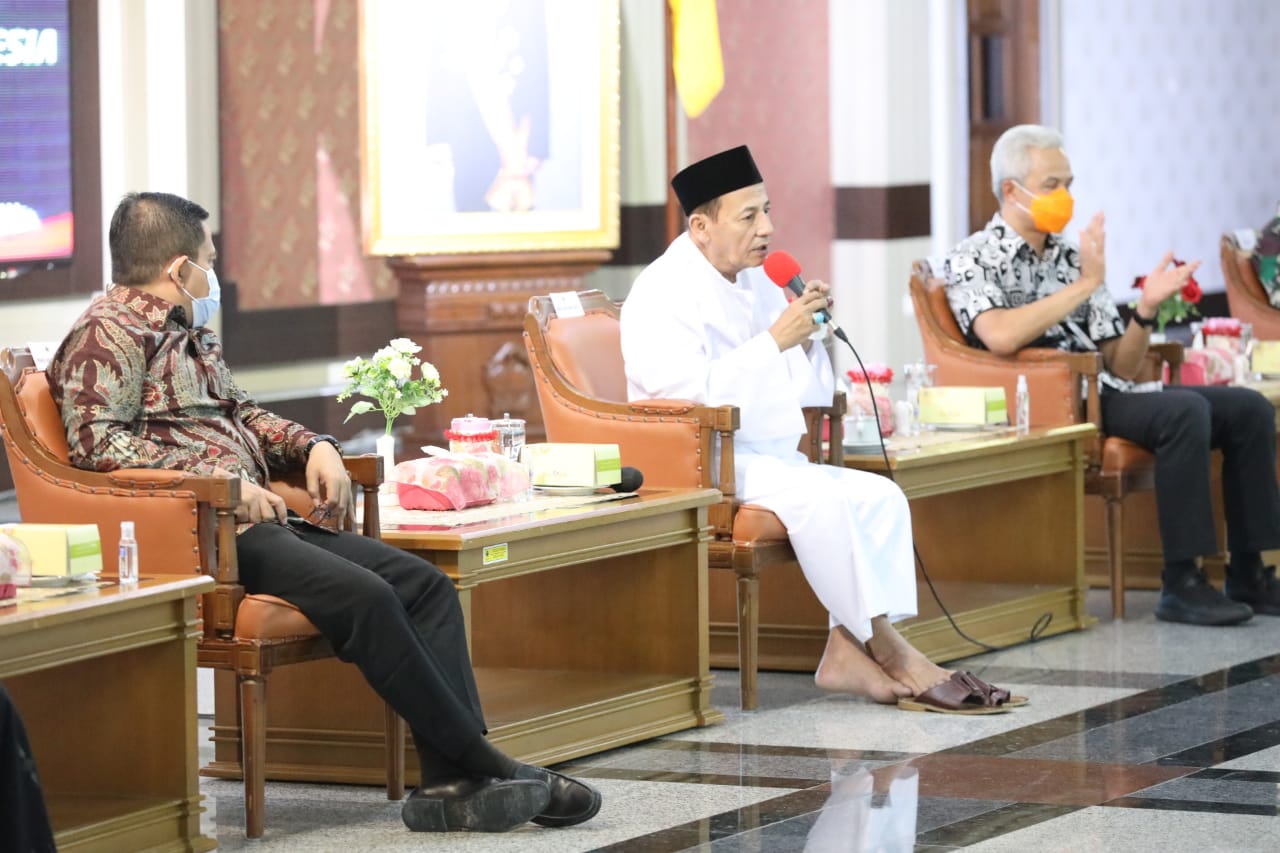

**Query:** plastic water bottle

left=1015, top=375, right=1030, bottom=435
left=118, top=521, right=139, bottom=585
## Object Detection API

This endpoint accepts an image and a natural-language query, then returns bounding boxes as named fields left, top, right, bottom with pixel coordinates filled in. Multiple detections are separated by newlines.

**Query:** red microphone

left=763, top=251, right=848, bottom=343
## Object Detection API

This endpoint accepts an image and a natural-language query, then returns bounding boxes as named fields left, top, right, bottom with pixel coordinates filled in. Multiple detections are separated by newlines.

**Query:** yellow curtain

left=669, top=0, right=724, bottom=118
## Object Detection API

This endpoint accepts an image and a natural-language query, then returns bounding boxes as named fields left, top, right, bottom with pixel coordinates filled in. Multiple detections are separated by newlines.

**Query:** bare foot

left=814, top=626, right=913, bottom=704
left=864, top=617, right=951, bottom=696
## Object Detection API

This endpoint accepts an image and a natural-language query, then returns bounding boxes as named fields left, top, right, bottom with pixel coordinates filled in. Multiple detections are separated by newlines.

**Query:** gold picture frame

left=359, top=0, right=620, bottom=256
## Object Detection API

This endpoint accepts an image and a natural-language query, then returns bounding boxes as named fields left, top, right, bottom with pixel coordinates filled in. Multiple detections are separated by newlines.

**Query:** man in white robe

left=620, top=145, right=1018, bottom=711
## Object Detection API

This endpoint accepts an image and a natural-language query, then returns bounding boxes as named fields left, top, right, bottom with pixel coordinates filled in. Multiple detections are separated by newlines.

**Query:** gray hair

left=989, top=125, right=1065, bottom=202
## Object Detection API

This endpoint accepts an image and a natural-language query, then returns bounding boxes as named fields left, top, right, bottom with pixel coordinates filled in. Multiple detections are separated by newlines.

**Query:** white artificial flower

left=373, top=345, right=396, bottom=363
left=420, top=361, right=440, bottom=382
left=390, top=337, right=421, bottom=355
left=387, top=357, right=412, bottom=381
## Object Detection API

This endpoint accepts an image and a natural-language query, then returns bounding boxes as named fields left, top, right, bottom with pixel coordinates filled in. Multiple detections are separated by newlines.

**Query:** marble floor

left=199, top=588, right=1280, bottom=852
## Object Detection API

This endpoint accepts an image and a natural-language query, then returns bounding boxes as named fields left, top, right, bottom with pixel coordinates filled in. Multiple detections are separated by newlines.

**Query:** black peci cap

left=671, top=145, right=763, bottom=216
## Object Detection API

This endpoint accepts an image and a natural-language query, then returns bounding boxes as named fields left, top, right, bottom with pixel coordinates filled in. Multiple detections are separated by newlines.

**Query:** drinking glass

left=1240, top=322, right=1256, bottom=383
left=492, top=414, right=526, bottom=462
left=491, top=414, right=530, bottom=499
left=903, top=363, right=936, bottom=433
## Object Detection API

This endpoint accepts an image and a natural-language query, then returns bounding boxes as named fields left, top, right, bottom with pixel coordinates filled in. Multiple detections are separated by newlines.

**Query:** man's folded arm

left=237, top=400, right=313, bottom=471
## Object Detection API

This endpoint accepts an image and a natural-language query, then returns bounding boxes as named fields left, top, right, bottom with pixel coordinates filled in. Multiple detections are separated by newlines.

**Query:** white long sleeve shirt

left=620, top=233, right=834, bottom=461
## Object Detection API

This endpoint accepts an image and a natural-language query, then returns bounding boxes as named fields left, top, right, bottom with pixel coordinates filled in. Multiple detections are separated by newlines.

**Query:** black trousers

left=1101, top=385, right=1280, bottom=563
left=0, top=684, right=56, bottom=853
left=236, top=521, right=486, bottom=767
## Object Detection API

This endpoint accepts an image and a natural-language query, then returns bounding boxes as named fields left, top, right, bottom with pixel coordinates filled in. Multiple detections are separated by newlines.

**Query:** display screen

left=0, top=0, right=72, bottom=266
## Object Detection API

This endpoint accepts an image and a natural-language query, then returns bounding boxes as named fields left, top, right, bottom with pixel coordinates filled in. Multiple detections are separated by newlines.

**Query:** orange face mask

left=1014, top=184, right=1074, bottom=234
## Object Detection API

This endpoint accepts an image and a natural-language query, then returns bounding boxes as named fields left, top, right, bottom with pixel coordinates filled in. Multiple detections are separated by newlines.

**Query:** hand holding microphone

left=763, top=251, right=850, bottom=347
left=768, top=286, right=831, bottom=350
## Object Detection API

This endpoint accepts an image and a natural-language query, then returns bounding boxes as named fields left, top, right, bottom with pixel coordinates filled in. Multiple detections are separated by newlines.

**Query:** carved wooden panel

left=390, top=251, right=609, bottom=448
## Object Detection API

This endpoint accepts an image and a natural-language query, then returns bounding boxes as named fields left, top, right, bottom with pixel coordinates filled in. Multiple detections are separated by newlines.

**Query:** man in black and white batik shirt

left=945, top=124, right=1280, bottom=627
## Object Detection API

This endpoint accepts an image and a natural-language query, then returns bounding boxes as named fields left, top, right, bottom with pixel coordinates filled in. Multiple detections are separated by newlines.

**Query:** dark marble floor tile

left=571, top=766, right=825, bottom=789
left=913, top=796, right=1010, bottom=834
left=1190, top=768, right=1280, bottom=784
left=569, top=744, right=837, bottom=782
left=557, top=740, right=918, bottom=790
left=1155, top=718, right=1280, bottom=767
left=592, top=787, right=832, bottom=853
left=909, top=754, right=1196, bottom=806
left=1104, top=796, right=1280, bottom=817
left=709, top=669, right=828, bottom=713
left=948, top=656, right=1280, bottom=759
left=1128, top=775, right=1280, bottom=807
left=1017, top=674, right=1280, bottom=764
left=710, top=766, right=928, bottom=852
left=913, top=802, right=1082, bottom=848
left=645, top=740, right=918, bottom=762
left=705, top=813, right=821, bottom=852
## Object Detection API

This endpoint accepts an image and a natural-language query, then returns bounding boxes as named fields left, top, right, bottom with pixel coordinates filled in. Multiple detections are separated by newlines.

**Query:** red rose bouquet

left=1131, top=260, right=1201, bottom=334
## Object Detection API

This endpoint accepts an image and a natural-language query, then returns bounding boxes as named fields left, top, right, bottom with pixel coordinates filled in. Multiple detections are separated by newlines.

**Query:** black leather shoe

left=514, top=765, right=602, bottom=827
left=401, top=776, right=550, bottom=832
left=1156, top=571, right=1254, bottom=626
left=1225, top=564, right=1280, bottom=616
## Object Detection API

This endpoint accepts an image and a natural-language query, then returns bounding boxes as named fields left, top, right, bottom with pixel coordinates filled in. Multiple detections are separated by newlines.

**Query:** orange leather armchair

left=909, top=261, right=1183, bottom=618
left=0, top=348, right=404, bottom=839
left=1221, top=233, right=1280, bottom=339
left=522, top=291, right=845, bottom=710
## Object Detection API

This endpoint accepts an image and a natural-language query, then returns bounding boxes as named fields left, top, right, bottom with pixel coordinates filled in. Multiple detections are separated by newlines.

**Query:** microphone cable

left=836, top=333, right=1054, bottom=652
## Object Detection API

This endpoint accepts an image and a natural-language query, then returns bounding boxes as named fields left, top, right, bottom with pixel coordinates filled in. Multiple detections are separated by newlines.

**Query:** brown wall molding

left=220, top=281, right=396, bottom=367
left=835, top=184, right=931, bottom=241
left=605, top=204, right=668, bottom=267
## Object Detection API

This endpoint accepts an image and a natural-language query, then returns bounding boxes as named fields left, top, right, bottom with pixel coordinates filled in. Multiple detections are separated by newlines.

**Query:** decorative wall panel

left=219, top=0, right=395, bottom=309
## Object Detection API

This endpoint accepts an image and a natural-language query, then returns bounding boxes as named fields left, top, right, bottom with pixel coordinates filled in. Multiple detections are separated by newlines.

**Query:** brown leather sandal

left=896, top=671, right=1012, bottom=715
left=962, top=671, right=1029, bottom=707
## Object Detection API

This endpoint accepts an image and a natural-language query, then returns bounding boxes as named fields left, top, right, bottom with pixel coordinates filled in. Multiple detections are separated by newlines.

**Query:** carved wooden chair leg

left=384, top=703, right=405, bottom=800
left=1106, top=495, right=1125, bottom=619
left=737, top=569, right=760, bottom=710
left=239, top=674, right=268, bottom=839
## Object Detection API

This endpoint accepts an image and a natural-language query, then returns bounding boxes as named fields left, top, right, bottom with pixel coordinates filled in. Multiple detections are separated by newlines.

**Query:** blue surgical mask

left=175, top=259, right=221, bottom=327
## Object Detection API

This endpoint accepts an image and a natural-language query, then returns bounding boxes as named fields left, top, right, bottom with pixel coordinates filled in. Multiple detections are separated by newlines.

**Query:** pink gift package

left=391, top=452, right=529, bottom=511
left=1173, top=348, right=1234, bottom=386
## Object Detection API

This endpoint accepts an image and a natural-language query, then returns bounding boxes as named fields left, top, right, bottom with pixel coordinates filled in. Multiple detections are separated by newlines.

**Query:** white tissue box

left=0, top=524, right=103, bottom=578
left=917, top=386, right=1008, bottom=427
left=523, top=443, right=622, bottom=488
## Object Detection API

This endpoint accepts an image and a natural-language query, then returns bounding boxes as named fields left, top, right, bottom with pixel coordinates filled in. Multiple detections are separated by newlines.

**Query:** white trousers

left=737, top=450, right=918, bottom=642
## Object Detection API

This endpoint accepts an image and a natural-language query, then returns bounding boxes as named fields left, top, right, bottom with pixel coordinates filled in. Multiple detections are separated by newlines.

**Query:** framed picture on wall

left=359, top=0, right=620, bottom=256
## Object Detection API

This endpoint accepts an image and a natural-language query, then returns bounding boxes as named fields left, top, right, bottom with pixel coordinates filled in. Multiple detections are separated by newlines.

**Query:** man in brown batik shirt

left=48, top=192, right=599, bottom=834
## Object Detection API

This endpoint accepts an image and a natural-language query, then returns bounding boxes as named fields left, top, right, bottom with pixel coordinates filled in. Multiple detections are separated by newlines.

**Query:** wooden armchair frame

left=909, top=261, right=1183, bottom=618
left=522, top=290, right=844, bottom=709
left=0, top=347, right=404, bottom=839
